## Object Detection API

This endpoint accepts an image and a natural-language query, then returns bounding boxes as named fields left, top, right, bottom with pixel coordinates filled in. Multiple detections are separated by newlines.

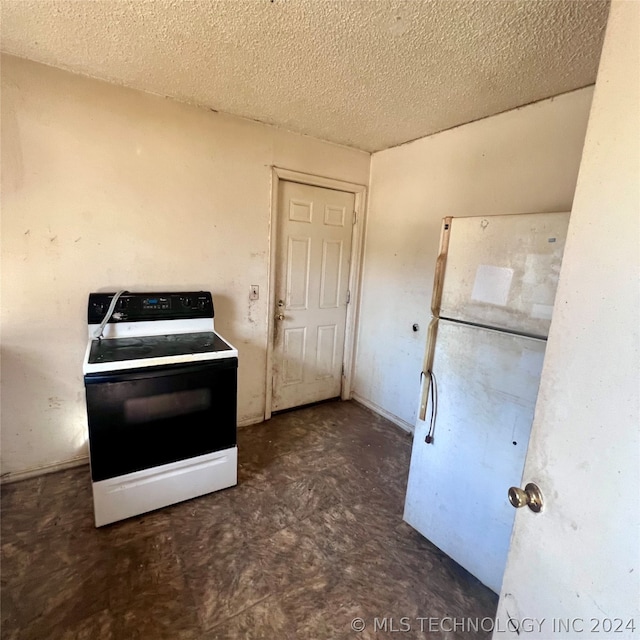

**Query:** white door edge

left=264, top=166, right=367, bottom=419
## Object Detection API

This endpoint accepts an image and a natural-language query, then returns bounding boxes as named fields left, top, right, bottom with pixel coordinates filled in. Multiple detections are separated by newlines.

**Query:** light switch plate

left=249, top=285, right=259, bottom=301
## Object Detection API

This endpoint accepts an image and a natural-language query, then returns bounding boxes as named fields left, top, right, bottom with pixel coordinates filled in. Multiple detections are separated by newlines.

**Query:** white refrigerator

left=403, top=212, right=570, bottom=594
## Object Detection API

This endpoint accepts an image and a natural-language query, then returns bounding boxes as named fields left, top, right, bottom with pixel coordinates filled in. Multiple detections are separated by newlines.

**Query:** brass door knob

left=508, top=483, right=544, bottom=513
left=276, top=313, right=285, bottom=321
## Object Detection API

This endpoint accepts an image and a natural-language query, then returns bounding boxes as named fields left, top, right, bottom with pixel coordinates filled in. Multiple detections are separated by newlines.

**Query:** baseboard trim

left=1, top=455, right=90, bottom=485
left=351, top=393, right=415, bottom=434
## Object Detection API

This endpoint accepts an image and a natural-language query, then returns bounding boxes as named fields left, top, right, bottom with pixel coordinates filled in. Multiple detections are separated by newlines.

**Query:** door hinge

left=353, top=211, right=357, bottom=225
left=346, top=290, right=351, bottom=304
left=341, top=364, right=345, bottom=377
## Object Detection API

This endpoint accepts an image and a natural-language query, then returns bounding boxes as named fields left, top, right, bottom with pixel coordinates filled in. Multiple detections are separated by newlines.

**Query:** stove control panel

left=88, top=291, right=214, bottom=323
left=142, top=296, right=171, bottom=310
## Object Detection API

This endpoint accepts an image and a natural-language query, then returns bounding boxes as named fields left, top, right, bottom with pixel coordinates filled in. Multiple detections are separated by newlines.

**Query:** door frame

left=264, top=166, right=368, bottom=420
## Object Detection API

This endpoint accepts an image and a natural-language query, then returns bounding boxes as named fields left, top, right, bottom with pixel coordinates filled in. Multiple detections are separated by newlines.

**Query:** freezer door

left=404, top=319, right=546, bottom=593
left=439, top=212, right=570, bottom=337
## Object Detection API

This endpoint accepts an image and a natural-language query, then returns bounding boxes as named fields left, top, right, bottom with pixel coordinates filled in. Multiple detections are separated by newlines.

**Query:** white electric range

left=83, top=291, right=238, bottom=527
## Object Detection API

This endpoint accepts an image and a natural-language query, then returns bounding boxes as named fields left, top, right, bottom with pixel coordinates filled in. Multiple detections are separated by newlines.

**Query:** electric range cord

left=94, top=290, right=128, bottom=340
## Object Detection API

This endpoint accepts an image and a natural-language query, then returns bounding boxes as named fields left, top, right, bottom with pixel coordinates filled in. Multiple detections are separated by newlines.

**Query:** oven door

left=84, top=358, right=237, bottom=482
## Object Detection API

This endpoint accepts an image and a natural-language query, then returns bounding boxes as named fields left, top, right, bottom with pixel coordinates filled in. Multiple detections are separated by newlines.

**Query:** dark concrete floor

left=1, top=400, right=497, bottom=639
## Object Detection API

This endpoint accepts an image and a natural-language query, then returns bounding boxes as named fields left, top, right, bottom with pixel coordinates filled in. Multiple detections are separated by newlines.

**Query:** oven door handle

left=84, top=358, right=238, bottom=384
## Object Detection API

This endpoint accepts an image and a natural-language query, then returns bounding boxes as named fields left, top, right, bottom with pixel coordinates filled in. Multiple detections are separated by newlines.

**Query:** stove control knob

left=197, top=299, right=207, bottom=310
left=183, top=297, right=193, bottom=308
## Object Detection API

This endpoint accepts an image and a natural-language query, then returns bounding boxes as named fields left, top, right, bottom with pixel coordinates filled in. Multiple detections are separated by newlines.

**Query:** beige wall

left=353, top=87, right=594, bottom=429
left=0, top=55, right=369, bottom=479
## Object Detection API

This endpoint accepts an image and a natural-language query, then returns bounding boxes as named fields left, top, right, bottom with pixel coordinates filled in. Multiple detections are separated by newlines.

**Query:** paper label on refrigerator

left=471, top=265, right=514, bottom=306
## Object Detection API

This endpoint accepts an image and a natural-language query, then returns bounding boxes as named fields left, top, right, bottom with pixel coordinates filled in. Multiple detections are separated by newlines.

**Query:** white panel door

left=272, top=181, right=354, bottom=412
left=494, top=4, right=640, bottom=636
left=404, top=319, right=546, bottom=593
left=440, top=212, right=570, bottom=337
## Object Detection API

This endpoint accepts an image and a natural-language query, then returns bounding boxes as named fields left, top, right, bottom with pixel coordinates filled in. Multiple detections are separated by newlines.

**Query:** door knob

left=276, top=313, right=285, bottom=321
left=508, top=483, right=544, bottom=512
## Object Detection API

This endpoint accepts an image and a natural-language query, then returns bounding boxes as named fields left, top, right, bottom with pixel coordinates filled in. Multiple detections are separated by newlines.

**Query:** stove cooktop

left=88, top=332, right=233, bottom=365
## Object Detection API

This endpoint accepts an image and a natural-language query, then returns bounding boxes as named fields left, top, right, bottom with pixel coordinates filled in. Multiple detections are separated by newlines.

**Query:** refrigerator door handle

left=419, top=318, right=440, bottom=421
left=431, top=216, right=453, bottom=318
left=418, top=374, right=430, bottom=422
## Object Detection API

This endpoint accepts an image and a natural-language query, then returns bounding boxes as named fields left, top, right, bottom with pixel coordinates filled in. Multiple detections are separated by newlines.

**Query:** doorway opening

left=265, top=168, right=367, bottom=420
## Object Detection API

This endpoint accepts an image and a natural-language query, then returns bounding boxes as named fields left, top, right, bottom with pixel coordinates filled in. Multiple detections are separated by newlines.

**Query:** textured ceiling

left=1, top=0, right=609, bottom=152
